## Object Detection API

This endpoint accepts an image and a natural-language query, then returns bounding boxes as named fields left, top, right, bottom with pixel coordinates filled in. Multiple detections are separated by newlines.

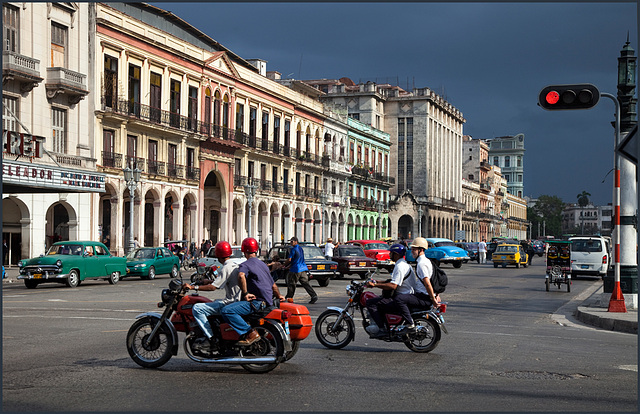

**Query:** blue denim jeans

left=221, top=300, right=266, bottom=336
left=192, top=300, right=227, bottom=339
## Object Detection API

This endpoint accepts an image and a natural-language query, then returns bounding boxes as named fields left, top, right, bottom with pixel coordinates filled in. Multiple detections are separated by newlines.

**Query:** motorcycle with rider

left=315, top=241, right=448, bottom=353
left=126, top=238, right=312, bottom=373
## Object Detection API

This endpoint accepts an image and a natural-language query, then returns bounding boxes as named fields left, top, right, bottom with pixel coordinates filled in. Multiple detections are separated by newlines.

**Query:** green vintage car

left=125, top=247, right=180, bottom=280
left=17, top=241, right=127, bottom=289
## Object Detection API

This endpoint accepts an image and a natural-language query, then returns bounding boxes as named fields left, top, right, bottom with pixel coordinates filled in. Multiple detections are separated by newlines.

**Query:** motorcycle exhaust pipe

left=185, top=353, right=278, bottom=364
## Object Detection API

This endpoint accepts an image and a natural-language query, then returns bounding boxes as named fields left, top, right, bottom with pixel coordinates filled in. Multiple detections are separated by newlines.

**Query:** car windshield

left=300, top=245, right=326, bottom=259
left=364, top=243, right=389, bottom=250
left=496, top=246, right=518, bottom=253
left=464, top=243, right=479, bottom=249
left=47, top=244, right=83, bottom=256
left=435, top=241, right=455, bottom=247
left=231, top=247, right=243, bottom=259
left=571, top=240, right=602, bottom=252
left=339, top=246, right=365, bottom=257
left=127, top=248, right=156, bottom=259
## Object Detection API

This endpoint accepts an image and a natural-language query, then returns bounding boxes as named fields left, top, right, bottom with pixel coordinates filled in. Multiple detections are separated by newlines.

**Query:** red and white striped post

left=609, top=167, right=627, bottom=312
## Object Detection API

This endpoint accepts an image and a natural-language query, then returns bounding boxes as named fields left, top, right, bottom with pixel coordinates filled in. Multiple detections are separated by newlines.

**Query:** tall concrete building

left=487, top=133, right=525, bottom=198
left=305, top=79, right=466, bottom=240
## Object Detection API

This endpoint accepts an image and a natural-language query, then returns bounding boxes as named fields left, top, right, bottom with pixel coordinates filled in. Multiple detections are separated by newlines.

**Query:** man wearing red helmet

left=221, top=237, right=285, bottom=346
left=185, top=241, right=241, bottom=349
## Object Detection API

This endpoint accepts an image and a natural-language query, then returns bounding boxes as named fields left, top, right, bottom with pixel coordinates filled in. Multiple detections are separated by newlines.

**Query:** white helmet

left=410, top=237, right=428, bottom=250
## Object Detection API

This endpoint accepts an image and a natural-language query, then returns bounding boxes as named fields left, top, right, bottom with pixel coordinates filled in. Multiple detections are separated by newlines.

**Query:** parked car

left=569, top=236, right=610, bottom=278
left=456, top=242, right=480, bottom=263
left=125, top=247, right=180, bottom=280
left=424, top=238, right=469, bottom=268
left=197, top=245, right=245, bottom=269
left=332, top=244, right=377, bottom=279
left=17, top=241, right=127, bottom=289
left=532, top=240, right=545, bottom=257
left=346, top=239, right=393, bottom=271
left=492, top=243, right=529, bottom=268
left=264, top=242, right=337, bottom=287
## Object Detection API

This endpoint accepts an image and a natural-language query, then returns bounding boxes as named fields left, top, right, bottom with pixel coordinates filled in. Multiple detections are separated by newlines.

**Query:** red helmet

left=241, top=237, right=259, bottom=254
left=214, top=241, right=232, bottom=259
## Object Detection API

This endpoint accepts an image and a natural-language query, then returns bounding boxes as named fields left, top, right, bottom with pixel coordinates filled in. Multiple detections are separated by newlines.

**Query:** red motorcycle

left=314, top=277, right=448, bottom=353
left=126, top=277, right=312, bottom=373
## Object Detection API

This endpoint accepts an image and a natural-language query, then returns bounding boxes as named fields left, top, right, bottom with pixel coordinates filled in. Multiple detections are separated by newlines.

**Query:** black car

left=456, top=242, right=479, bottom=263
left=264, top=242, right=337, bottom=287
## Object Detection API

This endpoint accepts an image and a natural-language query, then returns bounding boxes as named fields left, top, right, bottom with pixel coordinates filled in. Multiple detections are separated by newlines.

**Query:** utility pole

left=609, top=36, right=638, bottom=311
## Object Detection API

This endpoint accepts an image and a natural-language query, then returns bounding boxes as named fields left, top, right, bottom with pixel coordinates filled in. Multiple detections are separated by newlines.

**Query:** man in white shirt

left=365, top=243, right=414, bottom=338
left=393, top=237, right=440, bottom=332
left=478, top=239, right=487, bottom=264
left=324, top=237, right=336, bottom=259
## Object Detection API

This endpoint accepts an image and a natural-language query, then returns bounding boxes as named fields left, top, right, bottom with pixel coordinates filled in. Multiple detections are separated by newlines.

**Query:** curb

left=575, top=306, right=638, bottom=334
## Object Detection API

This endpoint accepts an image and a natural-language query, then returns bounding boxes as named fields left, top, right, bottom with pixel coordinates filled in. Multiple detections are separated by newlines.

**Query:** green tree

left=532, top=195, right=565, bottom=238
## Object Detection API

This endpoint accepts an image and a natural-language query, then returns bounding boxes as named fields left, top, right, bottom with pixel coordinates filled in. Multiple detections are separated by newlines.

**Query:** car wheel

left=108, top=271, right=120, bottom=285
left=493, top=263, right=498, bottom=268
left=66, top=269, right=80, bottom=288
left=147, top=266, right=156, bottom=280
left=516, top=263, right=520, bottom=269
left=170, top=265, right=179, bottom=278
left=24, top=280, right=39, bottom=289
left=453, top=262, right=462, bottom=269
left=317, top=277, right=330, bottom=287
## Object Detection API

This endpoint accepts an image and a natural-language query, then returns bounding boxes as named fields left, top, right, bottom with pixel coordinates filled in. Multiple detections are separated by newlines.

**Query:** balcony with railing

left=2, top=51, right=43, bottom=92
left=100, top=151, right=198, bottom=182
left=46, top=67, right=89, bottom=104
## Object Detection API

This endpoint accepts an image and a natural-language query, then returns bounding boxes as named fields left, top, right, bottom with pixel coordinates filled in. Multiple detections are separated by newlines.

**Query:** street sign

left=616, top=124, right=638, bottom=165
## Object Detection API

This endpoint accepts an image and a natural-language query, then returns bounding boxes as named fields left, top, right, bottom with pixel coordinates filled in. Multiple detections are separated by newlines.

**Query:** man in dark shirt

left=221, top=237, right=285, bottom=345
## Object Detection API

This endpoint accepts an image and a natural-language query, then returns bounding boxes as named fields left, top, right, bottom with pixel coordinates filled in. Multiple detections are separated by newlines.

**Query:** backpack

left=428, top=259, right=448, bottom=294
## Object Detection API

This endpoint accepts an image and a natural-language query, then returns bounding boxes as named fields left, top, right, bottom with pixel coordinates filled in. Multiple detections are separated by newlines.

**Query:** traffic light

left=538, top=84, right=600, bottom=110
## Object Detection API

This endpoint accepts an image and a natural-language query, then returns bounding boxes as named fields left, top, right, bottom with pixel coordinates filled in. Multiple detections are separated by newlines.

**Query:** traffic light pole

left=601, top=93, right=627, bottom=312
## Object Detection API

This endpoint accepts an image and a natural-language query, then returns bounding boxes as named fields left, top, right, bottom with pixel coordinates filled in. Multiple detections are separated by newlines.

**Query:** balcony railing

left=46, top=67, right=89, bottom=103
left=100, top=151, right=196, bottom=181
left=148, top=160, right=165, bottom=175
left=3, top=51, right=43, bottom=92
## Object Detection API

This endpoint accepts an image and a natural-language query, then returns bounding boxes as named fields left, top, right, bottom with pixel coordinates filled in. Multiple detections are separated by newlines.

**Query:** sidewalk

left=575, top=284, right=638, bottom=334
left=3, top=266, right=637, bottom=334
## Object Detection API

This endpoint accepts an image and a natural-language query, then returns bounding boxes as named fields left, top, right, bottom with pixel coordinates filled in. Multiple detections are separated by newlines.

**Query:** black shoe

left=309, top=296, right=318, bottom=304
left=193, top=337, right=212, bottom=351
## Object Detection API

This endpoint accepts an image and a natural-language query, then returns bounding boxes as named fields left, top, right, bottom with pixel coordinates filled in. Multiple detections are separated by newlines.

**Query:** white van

left=569, top=236, right=610, bottom=278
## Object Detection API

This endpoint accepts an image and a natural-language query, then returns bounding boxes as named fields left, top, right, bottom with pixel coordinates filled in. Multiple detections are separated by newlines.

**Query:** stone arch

left=45, top=200, right=78, bottom=246
left=2, top=196, right=31, bottom=263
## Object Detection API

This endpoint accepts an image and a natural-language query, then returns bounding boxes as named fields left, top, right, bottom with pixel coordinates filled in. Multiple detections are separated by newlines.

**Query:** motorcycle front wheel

left=240, top=324, right=285, bottom=374
left=126, top=317, right=174, bottom=368
left=404, top=316, right=441, bottom=353
left=314, top=309, right=355, bottom=349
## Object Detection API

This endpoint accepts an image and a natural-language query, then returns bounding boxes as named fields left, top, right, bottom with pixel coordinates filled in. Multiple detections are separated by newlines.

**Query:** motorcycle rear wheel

left=240, top=324, right=284, bottom=373
left=126, top=318, right=174, bottom=368
left=404, top=316, right=441, bottom=353
left=284, top=340, right=301, bottom=361
left=314, top=309, right=355, bottom=349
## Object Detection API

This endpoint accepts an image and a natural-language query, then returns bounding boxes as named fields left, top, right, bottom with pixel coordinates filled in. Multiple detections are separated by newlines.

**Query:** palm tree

left=577, top=191, right=591, bottom=235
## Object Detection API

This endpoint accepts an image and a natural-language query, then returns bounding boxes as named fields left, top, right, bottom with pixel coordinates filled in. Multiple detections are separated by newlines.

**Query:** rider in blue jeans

left=221, top=237, right=285, bottom=346
left=185, top=241, right=241, bottom=349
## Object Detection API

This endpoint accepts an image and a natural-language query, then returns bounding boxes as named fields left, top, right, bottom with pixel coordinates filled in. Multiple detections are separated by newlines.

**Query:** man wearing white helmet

left=393, top=237, right=440, bottom=333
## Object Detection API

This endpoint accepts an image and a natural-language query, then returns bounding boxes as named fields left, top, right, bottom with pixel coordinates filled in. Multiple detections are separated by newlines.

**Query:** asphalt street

left=2, top=260, right=637, bottom=412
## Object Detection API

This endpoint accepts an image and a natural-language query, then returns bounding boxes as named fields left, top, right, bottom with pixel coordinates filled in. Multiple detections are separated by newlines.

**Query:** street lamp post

left=377, top=200, right=384, bottom=239
left=123, top=160, right=142, bottom=254
left=319, top=192, right=328, bottom=242
left=244, top=180, right=258, bottom=238
left=417, top=205, right=423, bottom=238
left=453, top=214, right=459, bottom=241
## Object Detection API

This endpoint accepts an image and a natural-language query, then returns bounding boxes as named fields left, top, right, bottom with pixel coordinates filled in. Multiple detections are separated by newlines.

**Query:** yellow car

left=492, top=243, right=529, bottom=268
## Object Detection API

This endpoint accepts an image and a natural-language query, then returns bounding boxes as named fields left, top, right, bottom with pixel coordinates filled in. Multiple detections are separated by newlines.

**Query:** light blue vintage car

left=424, top=238, right=470, bottom=268
left=17, top=241, right=127, bottom=289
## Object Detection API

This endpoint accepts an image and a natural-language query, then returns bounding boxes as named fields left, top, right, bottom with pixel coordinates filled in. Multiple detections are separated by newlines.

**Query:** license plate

left=284, top=321, right=290, bottom=335
left=359, top=262, right=366, bottom=267
left=33, top=273, right=42, bottom=279
left=317, top=265, right=325, bottom=270
left=581, top=265, right=589, bottom=269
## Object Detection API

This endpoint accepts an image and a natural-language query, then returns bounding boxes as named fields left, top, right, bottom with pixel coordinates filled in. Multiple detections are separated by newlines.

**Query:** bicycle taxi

left=545, top=240, right=572, bottom=292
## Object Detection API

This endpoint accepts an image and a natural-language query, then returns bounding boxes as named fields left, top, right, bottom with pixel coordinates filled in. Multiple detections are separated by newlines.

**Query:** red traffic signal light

left=538, top=84, right=600, bottom=110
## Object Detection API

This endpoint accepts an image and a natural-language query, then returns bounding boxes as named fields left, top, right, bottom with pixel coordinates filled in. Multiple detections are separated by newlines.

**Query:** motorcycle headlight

left=168, top=278, right=183, bottom=292
left=161, top=288, right=172, bottom=303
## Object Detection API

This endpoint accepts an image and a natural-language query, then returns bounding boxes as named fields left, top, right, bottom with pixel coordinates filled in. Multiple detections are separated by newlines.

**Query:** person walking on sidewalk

left=284, top=236, right=318, bottom=304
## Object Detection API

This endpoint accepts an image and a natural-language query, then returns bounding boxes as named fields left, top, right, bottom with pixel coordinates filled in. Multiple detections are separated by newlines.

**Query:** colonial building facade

left=2, top=2, right=100, bottom=262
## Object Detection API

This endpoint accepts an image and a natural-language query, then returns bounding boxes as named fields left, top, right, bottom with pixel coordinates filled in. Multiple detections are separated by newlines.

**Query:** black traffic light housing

left=538, top=84, right=600, bottom=110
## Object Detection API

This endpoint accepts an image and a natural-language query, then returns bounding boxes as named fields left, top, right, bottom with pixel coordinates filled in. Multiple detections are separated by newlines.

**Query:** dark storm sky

left=152, top=1, right=638, bottom=206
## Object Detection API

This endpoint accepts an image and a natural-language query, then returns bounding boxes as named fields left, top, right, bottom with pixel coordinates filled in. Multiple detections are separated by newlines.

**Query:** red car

left=347, top=240, right=393, bottom=271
